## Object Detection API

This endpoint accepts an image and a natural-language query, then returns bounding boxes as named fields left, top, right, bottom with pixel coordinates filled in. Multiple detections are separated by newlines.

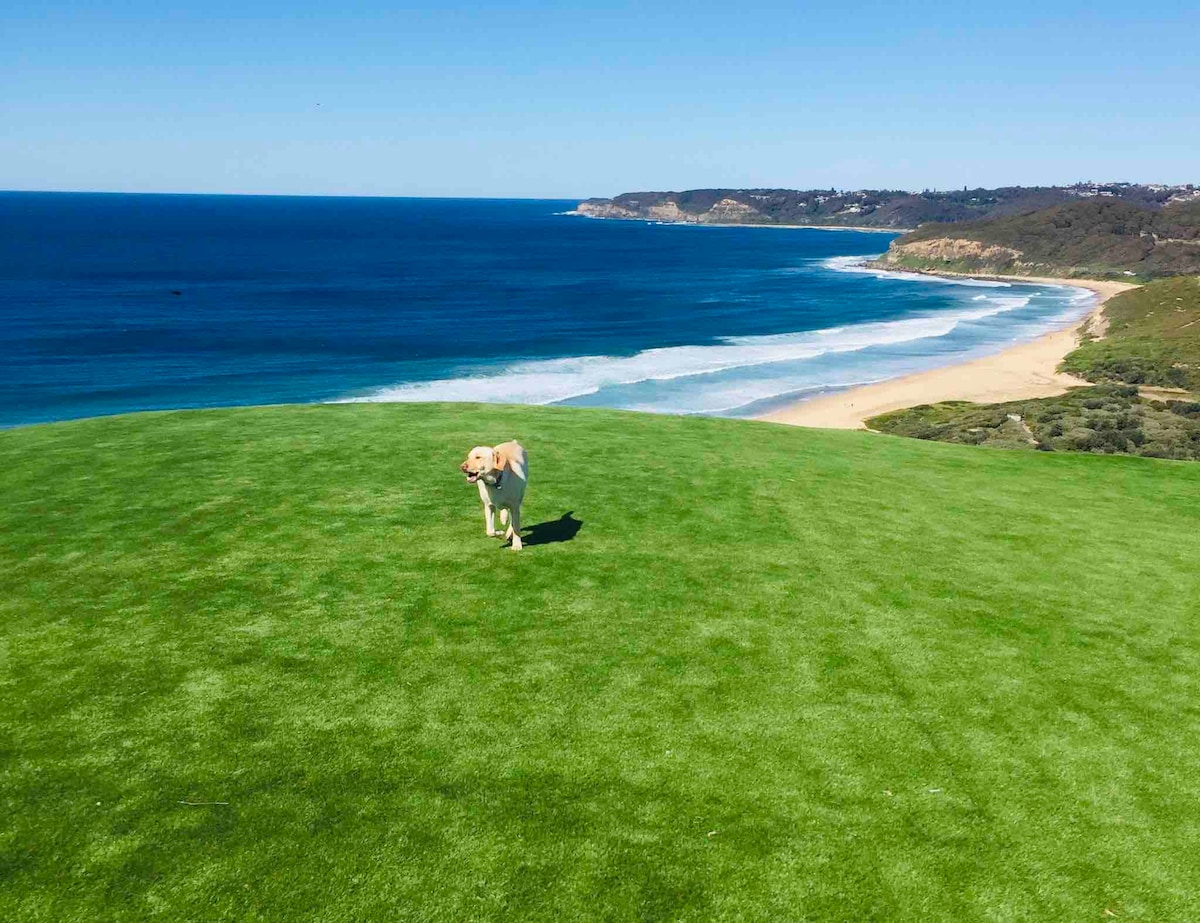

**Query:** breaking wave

left=336, top=254, right=1097, bottom=415
left=342, top=296, right=1044, bottom=408
left=820, top=254, right=1014, bottom=287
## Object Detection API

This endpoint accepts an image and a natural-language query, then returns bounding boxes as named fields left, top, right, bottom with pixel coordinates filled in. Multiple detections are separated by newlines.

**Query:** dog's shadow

left=519, top=511, right=583, bottom=547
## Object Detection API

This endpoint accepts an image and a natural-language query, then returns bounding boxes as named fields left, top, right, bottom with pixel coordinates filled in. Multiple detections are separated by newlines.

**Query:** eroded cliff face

left=885, top=237, right=1025, bottom=271
left=574, top=201, right=643, bottom=220
left=704, top=198, right=761, bottom=222
left=645, top=202, right=688, bottom=221
left=575, top=200, right=690, bottom=221
left=574, top=198, right=763, bottom=224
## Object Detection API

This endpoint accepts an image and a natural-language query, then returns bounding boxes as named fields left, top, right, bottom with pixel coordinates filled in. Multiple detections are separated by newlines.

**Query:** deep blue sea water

left=0, top=192, right=1095, bottom=428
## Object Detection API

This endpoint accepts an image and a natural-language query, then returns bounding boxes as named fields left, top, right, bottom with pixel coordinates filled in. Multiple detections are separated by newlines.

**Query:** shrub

left=866, top=380, right=1200, bottom=460
left=1068, top=429, right=1102, bottom=451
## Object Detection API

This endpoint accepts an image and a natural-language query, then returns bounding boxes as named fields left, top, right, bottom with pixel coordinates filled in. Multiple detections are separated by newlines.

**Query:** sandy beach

left=761, top=275, right=1139, bottom=430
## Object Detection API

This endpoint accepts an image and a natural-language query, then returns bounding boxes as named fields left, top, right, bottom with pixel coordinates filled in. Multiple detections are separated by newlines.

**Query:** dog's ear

left=492, top=445, right=508, bottom=472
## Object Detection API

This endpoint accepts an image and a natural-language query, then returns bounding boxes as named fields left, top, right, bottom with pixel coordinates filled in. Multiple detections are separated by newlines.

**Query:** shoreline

left=759, top=274, right=1139, bottom=430
left=565, top=212, right=909, bottom=233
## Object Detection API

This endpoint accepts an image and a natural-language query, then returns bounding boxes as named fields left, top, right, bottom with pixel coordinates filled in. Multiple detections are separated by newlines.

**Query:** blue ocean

left=0, top=192, right=1095, bottom=428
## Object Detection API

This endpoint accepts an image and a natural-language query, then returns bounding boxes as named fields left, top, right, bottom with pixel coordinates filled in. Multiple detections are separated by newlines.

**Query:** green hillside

left=1063, top=275, right=1200, bottom=390
left=3, top=404, right=1200, bottom=922
left=884, top=200, right=1200, bottom=278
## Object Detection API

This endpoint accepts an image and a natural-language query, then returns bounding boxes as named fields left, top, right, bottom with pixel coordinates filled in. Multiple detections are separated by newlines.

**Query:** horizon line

left=3, top=179, right=1195, bottom=202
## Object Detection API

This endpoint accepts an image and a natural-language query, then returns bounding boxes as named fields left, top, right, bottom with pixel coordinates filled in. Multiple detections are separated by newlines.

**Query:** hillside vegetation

left=4, top=403, right=1200, bottom=921
left=576, top=183, right=1198, bottom=230
left=884, top=200, right=1200, bottom=278
left=867, top=383, right=1200, bottom=459
left=1062, top=275, right=1200, bottom=389
left=869, top=278, right=1200, bottom=459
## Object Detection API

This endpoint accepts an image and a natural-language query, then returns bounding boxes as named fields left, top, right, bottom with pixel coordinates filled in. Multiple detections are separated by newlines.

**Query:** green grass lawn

left=3, top=403, right=1200, bottom=922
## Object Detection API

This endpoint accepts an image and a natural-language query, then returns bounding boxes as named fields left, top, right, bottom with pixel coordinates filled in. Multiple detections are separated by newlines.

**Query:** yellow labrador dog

left=459, top=441, right=528, bottom=550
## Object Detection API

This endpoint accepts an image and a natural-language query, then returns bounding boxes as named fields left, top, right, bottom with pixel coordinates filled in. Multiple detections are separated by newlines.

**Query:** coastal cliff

left=576, top=195, right=772, bottom=225
left=885, top=238, right=1023, bottom=268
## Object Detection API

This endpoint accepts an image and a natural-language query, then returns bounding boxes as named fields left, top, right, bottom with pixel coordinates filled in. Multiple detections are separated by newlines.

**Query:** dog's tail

left=499, top=509, right=510, bottom=527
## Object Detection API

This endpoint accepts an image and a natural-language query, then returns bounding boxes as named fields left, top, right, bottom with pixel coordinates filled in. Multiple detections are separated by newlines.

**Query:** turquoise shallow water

left=0, top=193, right=1093, bottom=427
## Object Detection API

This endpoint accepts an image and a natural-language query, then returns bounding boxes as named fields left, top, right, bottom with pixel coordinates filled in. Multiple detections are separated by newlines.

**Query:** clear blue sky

left=3, top=1, right=1197, bottom=198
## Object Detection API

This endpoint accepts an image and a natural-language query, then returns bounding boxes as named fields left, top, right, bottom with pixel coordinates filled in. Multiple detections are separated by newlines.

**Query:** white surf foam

left=822, top=255, right=1014, bottom=287
left=339, top=294, right=1036, bottom=407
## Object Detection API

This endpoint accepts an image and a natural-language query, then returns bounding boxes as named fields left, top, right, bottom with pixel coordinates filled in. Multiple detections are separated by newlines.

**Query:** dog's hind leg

left=499, top=509, right=510, bottom=528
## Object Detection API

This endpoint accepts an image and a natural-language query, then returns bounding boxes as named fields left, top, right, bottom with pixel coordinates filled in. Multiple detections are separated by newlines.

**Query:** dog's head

left=460, top=445, right=507, bottom=484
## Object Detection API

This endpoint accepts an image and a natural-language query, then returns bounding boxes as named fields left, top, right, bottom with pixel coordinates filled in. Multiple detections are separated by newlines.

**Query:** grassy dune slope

left=3, top=404, right=1200, bottom=922
left=1063, top=275, right=1200, bottom=390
